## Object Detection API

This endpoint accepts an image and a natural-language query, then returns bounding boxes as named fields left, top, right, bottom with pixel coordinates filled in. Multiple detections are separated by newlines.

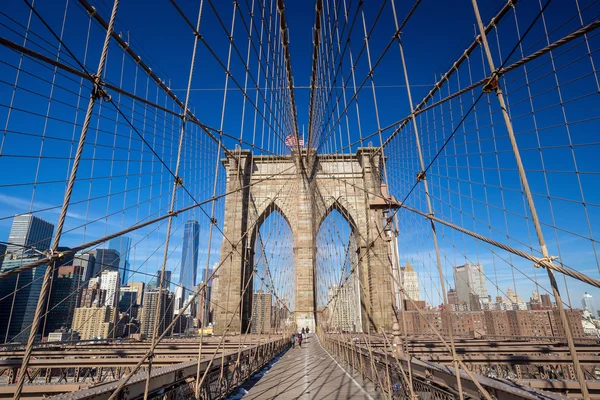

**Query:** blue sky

left=1, top=0, right=600, bottom=312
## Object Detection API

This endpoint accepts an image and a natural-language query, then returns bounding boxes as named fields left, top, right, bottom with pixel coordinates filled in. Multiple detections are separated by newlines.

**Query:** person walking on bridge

left=298, top=331, right=303, bottom=348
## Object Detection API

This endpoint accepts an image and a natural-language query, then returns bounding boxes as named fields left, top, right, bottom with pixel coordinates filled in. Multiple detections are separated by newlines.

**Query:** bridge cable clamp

left=44, top=249, right=58, bottom=262
left=533, top=255, right=558, bottom=269
left=91, top=76, right=112, bottom=102
left=482, top=70, right=500, bottom=94
left=416, top=171, right=426, bottom=181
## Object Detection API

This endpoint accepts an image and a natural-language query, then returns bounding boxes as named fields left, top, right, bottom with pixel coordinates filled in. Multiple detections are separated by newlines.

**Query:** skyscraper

left=148, top=269, right=172, bottom=291
left=6, top=214, right=54, bottom=255
left=400, top=262, right=420, bottom=301
left=173, top=288, right=196, bottom=334
left=108, top=236, right=131, bottom=285
left=45, top=265, right=83, bottom=334
left=72, top=306, right=114, bottom=340
left=174, top=284, right=185, bottom=314
left=0, top=243, right=6, bottom=270
left=540, top=294, right=553, bottom=309
left=454, top=263, right=489, bottom=311
left=582, top=292, right=597, bottom=318
left=180, top=220, right=200, bottom=297
left=251, top=291, right=272, bottom=334
left=90, top=249, right=120, bottom=275
left=197, top=269, right=213, bottom=328
left=0, top=254, right=46, bottom=342
left=140, top=289, right=174, bottom=337
left=197, top=283, right=212, bottom=327
left=327, top=284, right=357, bottom=332
left=0, top=215, right=55, bottom=342
left=119, top=282, right=144, bottom=319
left=73, top=252, right=96, bottom=283
left=100, top=270, right=120, bottom=308
left=448, top=289, right=459, bottom=309
left=210, top=270, right=219, bottom=325
left=199, top=267, right=214, bottom=285
left=79, top=281, right=106, bottom=308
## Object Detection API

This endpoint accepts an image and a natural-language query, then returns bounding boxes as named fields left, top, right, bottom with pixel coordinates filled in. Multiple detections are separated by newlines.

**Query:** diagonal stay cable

left=19, top=0, right=260, bottom=266
left=0, top=163, right=297, bottom=281
left=315, top=0, right=422, bottom=152
left=316, top=164, right=600, bottom=290
left=75, top=0, right=238, bottom=160
left=106, top=168, right=302, bottom=399
left=385, top=0, right=552, bottom=229
left=169, top=0, right=290, bottom=148
left=19, top=0, right=211, bottom=214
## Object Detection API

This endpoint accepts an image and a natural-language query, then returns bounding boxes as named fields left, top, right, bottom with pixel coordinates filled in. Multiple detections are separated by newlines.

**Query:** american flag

left=285, top=134, right=304, bottom=148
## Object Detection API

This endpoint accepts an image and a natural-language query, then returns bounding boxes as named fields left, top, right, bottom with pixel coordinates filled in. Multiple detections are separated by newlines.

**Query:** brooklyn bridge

left=0, top=0, right=600, bottom=399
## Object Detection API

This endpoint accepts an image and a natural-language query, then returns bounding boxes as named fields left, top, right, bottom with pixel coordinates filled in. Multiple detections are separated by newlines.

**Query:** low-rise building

left=48, top=330, right=79, bottom=342
left=442, top=311, right=485, bottom=337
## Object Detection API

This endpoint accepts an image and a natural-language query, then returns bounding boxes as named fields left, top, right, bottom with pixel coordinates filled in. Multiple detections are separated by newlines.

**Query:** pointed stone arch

left=249, top=197, right=296, bottom=238
left=248, top=199, right=295, bottom=253
left=316, top=196, right=360, bottom=238
left=215, top=148, right=395, bottom=334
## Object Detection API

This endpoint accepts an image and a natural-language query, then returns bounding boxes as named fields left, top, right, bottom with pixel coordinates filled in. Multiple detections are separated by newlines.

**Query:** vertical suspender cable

left=143, top=1, right=205, bottom=398
left=470, top=1, right=589, bottom=398
left=12, top=1, right=120, bottom=399
left=395, top=28, right=466, bottom=400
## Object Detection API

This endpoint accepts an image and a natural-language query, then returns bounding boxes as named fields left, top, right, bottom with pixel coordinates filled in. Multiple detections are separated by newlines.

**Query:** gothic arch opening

left=315, top=207, right=362, bottom=332
left=248, top=202, right=295, bottom=333
left=316, top=198, right=359, bottom=237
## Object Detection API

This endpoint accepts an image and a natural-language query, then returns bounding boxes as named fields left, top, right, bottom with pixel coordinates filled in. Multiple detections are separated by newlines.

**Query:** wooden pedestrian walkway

left=240, top=335, right=378, bottom=400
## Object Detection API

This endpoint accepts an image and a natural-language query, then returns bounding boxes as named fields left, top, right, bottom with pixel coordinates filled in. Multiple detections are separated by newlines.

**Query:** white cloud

left=0, top=193, right=87, bottom=220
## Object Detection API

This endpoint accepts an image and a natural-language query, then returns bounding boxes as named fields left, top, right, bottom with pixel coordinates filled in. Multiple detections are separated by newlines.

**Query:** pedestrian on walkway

left=298, top=332, right=303, bottom=348
left=291, top=332, right=296, bottom=348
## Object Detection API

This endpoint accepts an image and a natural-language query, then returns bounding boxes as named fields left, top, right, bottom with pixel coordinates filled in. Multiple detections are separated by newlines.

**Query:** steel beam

left=0, top=338, right=287, bottom=400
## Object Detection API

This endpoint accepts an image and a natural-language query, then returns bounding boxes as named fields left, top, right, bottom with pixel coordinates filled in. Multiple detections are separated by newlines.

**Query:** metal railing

left=0, top=337, right=289, bottom=400
left=321, top=334, right=566, bottom=400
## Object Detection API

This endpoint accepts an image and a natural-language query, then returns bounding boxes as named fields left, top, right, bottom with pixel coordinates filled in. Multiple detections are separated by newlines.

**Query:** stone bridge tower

left=214, top=147, right=395, bottom=334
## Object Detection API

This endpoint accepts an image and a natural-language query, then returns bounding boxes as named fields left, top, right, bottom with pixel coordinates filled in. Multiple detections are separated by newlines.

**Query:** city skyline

left=396, top=257, right=600, bottom=315
left=0, top=211, right=597, bottom=340
left=1, top=218, right=598, bottom=315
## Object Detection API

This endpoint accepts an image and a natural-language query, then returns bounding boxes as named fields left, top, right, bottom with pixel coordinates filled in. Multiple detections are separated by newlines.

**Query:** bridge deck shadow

left=236, top=336, right=379, bottom=400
